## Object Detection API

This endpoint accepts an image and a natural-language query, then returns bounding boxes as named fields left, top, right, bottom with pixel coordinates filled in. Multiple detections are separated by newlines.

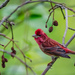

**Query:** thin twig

left=14, top=43, right=32, bottom=62
left=46, top=11, right=53, bottom=24
left=49, top=5, right=56, bottom=12
left=68, top=15, right=75, bottom=17
left=46, top=6, right=59, bottom=24
left=62, top=8, right=68, bottom=46
left=60, top=7, right=65, bottom=19
left=50, top=1, right=54, bottom=20
left=65, top=33, right=75, bottom=47
left=0, top=0, right=10, bottom=9
left=4, top=40, right=11, bottom=50
left=68, top=27, right=75, bottom=31
left=0, top=33, right=13, bottom=41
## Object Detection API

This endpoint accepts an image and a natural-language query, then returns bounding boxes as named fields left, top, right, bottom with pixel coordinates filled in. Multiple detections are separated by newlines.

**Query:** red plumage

left=32, top=29, right=75, bottom=59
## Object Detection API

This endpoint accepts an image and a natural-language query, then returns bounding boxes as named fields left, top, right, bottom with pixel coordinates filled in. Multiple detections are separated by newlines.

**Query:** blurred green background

left=0, top=0, right=75, bottom=75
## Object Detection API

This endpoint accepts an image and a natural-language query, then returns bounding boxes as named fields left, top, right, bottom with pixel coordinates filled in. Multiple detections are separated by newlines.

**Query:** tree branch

left=68, top=15, right=75, bottom=17
left=65, top=33, right=75, bottom=47
left=0, top=0, right=10, bottom=9
left=62, top=8, right=68, bottom=46
left=68, top=27, right=75, bottom=31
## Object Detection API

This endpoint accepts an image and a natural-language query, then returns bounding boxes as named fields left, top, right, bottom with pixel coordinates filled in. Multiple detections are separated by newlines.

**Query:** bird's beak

left=32, top=34, right=39, bottom=38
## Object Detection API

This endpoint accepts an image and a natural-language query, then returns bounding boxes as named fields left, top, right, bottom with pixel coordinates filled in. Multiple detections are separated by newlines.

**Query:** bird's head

left=32, top=29, right=47, bottom=45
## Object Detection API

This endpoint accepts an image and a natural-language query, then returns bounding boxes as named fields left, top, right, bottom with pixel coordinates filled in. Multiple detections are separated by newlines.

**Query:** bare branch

left=46, top=5, right=59, bottom=24
left=60, top=7, right=65, bottom=19
left=14, top=43, right=32, bottom=62
left=0, top=0, right=10, bottom=9
left=68, top=15, right=75, bottom=17
left=62, top=8, right=68, bottom=46
left=41, top=66, right=51, bottom=75
left=68, top=27, right=75, bottom=31
left=65, top=33, right=75, bottom=47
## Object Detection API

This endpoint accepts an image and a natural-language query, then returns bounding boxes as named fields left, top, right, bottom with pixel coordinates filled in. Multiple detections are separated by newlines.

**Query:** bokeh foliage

left=0, top=0, right=75, bottom=75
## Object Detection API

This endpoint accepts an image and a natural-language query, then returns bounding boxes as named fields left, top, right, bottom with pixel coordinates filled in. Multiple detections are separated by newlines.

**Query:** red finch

left=32, top=29, right=75, bottom=64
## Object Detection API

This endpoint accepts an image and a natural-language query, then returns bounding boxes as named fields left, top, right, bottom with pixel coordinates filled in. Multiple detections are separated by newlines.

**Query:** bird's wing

left=42, top=38, right=61, bottom=47
left=43, top=46, right=70, bottom=58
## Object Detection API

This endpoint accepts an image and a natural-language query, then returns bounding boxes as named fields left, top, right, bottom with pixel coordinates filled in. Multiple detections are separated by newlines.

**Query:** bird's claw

left=47, top=61, right=53, bottom=66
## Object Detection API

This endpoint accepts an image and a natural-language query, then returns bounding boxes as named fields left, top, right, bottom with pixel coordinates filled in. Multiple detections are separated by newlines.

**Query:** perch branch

left=0, top=0, right=10, bottom=9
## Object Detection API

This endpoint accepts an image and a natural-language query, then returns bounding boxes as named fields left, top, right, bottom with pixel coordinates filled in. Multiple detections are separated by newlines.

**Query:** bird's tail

left=68, top=50, right=75, bottom=54
left=62, top=47, right=75, bottom=54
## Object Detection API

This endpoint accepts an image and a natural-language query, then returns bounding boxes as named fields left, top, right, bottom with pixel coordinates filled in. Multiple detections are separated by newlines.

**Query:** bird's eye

left=39, top=35, right=41, bottom=36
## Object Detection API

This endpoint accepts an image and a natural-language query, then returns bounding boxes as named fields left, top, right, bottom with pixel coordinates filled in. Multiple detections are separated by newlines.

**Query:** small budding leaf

left=53, top=20, right=58, bottom=26
left=49, top=26, right=53, bottom=32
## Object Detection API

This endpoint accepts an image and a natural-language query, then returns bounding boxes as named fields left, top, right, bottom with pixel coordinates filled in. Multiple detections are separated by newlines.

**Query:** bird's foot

left=47, top=57, right=58, bottom=66
left=47, top=61, right=53, bottom=66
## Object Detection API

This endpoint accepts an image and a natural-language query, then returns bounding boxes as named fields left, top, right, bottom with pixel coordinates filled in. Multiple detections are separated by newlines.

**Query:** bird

left=32, top=29, right=75, bottom=65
